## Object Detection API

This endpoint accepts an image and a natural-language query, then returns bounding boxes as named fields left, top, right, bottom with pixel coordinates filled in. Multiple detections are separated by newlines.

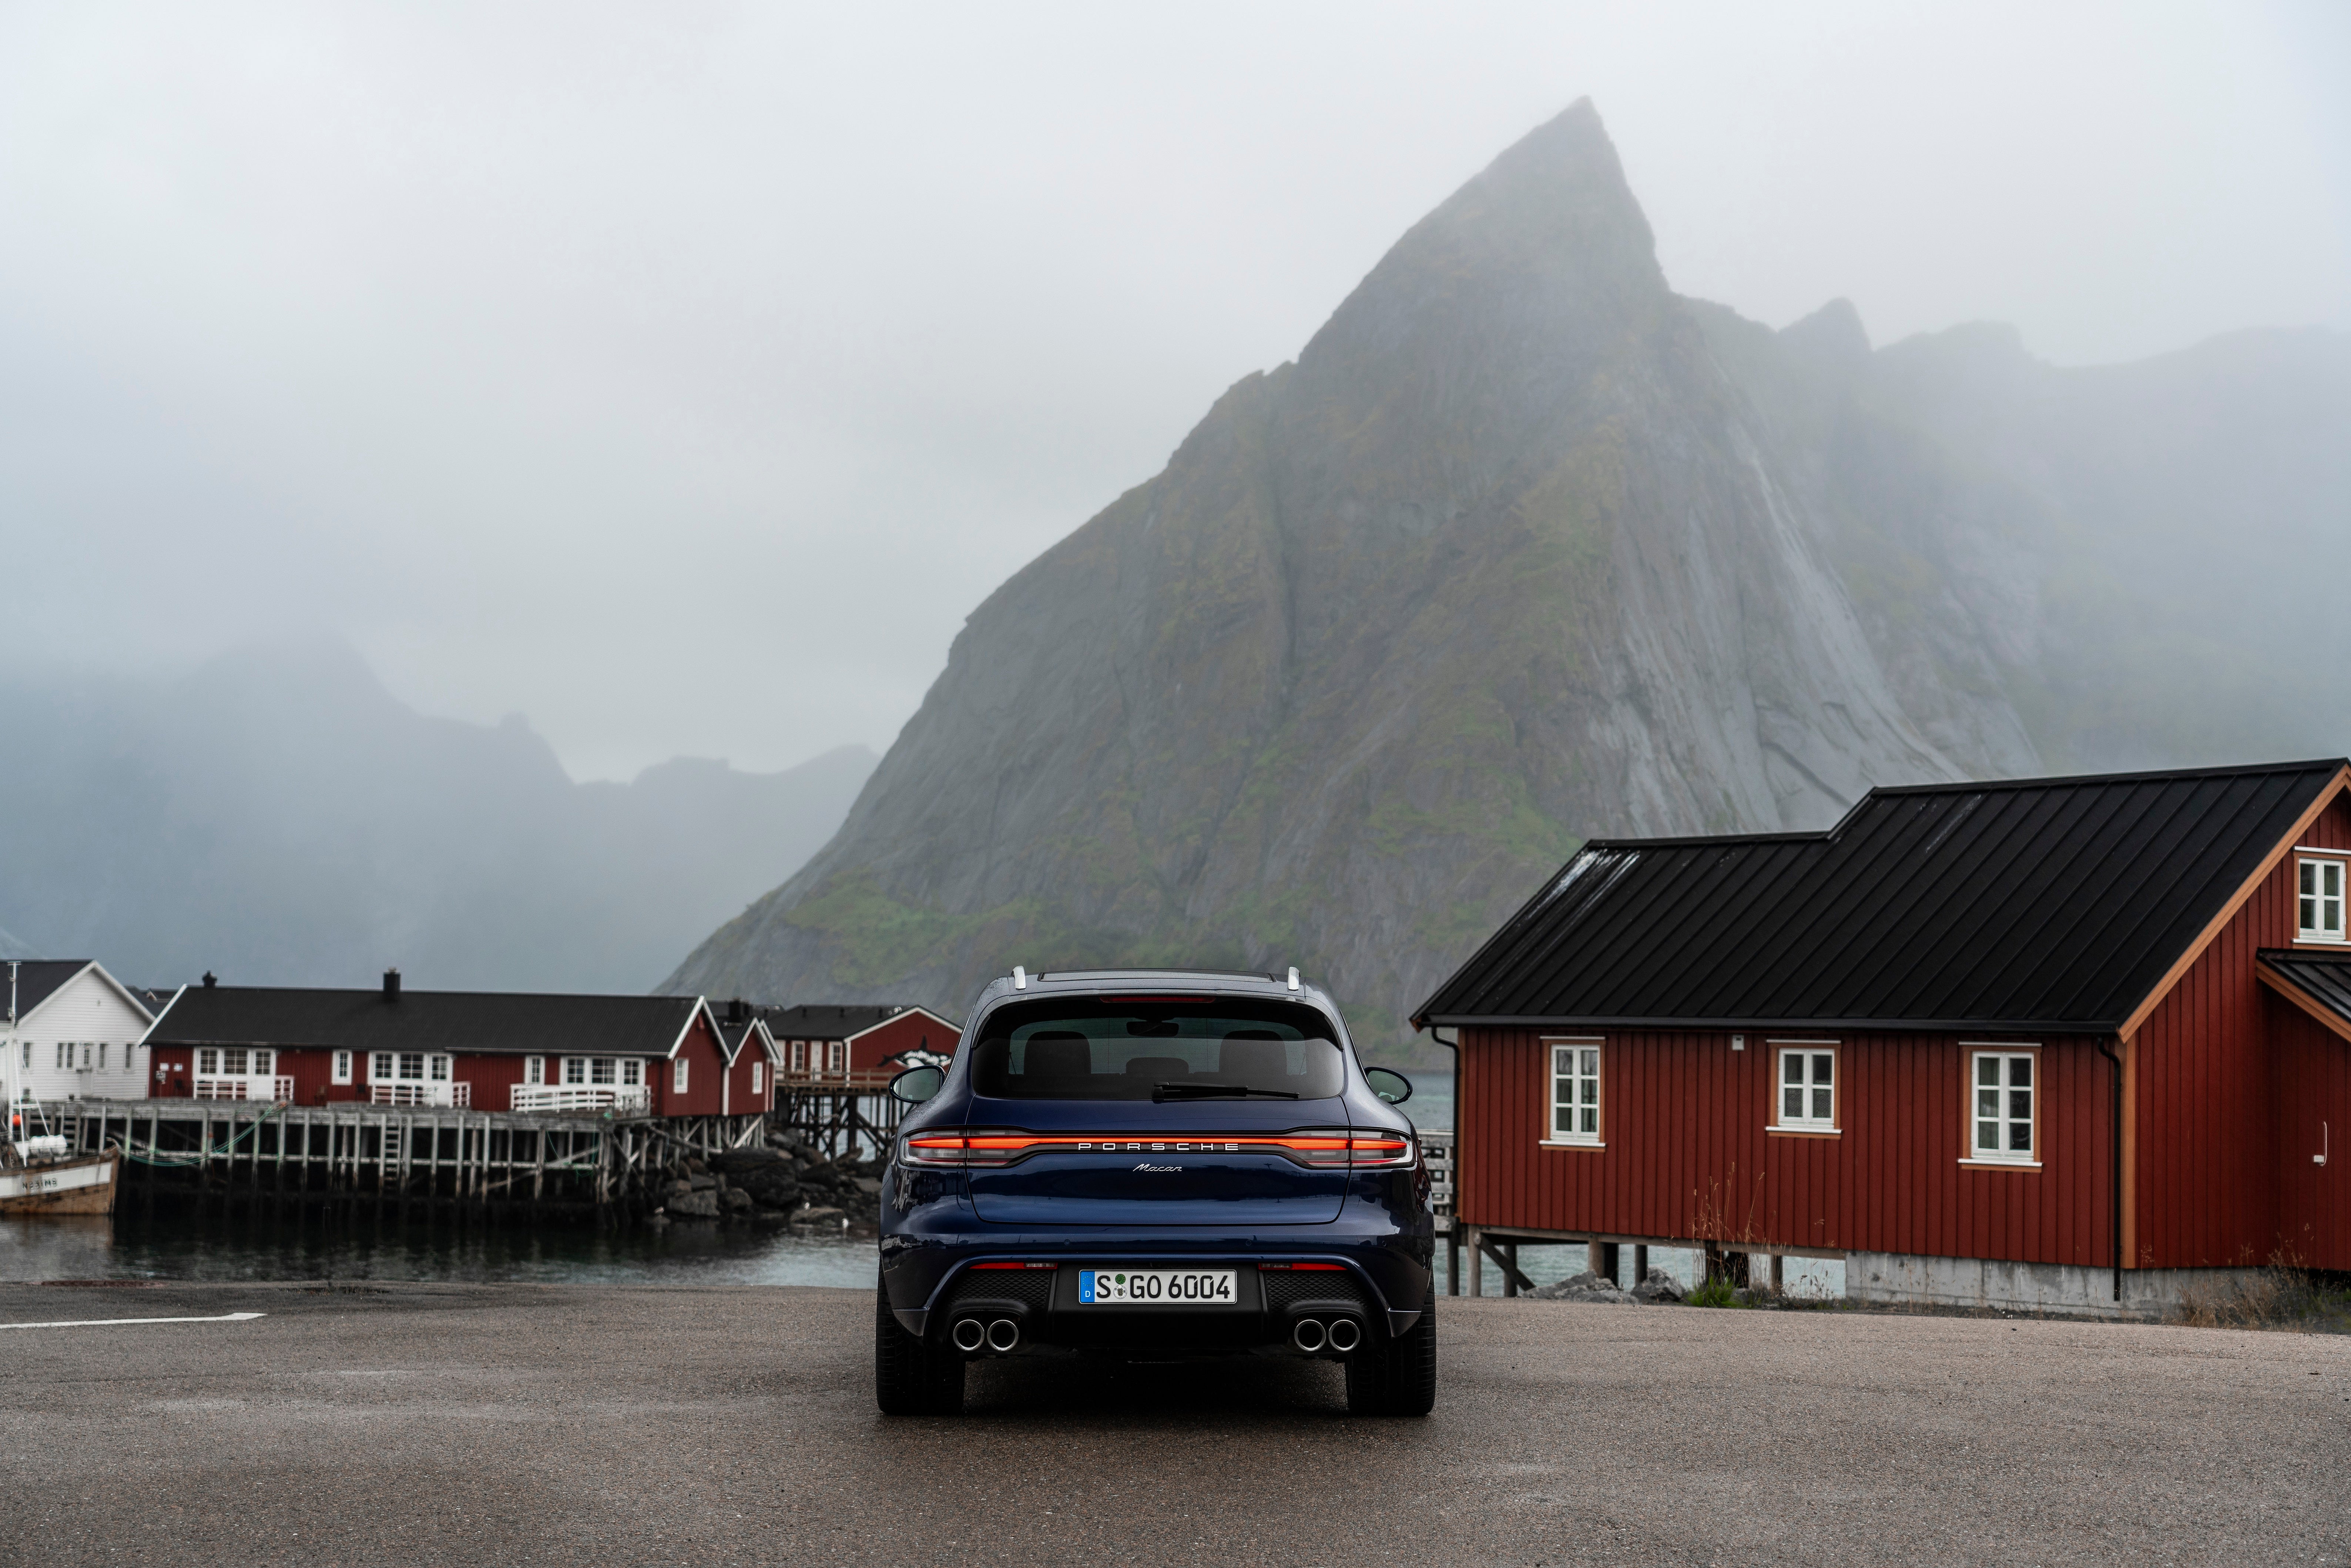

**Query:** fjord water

left=0, top=1206, right=878, bottom=1287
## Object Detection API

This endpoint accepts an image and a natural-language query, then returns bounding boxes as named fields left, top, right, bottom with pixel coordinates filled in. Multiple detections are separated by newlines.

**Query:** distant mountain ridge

left=0, top=641, right=875, bottom=991
left=664, top=100, right=2351, bottom=1056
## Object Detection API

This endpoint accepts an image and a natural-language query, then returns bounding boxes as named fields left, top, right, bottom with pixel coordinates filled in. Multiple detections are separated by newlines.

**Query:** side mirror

left=888, top=1065, right=945, bottom=1104
left=1364, top=1067, right=1413, bottom=1105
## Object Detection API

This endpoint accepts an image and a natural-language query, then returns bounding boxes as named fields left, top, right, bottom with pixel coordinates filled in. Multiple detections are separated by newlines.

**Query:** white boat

left=0, top=1136, right=118, bottom=1216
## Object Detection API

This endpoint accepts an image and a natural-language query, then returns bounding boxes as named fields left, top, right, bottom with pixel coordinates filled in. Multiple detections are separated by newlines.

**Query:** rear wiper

left=1151, top=1082, right=1299, bottom=1101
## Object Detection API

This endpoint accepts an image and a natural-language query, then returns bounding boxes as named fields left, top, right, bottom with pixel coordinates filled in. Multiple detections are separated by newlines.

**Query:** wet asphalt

left=0, top=1279, right=2345, bottom=1566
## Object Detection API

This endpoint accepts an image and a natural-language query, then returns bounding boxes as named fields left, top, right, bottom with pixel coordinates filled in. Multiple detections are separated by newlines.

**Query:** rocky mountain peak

left=665, top=105, right=2344, bottom=1057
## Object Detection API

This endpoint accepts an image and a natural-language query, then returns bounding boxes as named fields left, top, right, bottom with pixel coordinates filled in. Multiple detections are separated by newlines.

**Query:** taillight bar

left=901, top=1129, right=1415, bottom=1169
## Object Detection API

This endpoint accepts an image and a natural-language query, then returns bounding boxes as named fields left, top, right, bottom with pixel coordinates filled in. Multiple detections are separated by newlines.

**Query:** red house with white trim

left=759, top=1003, right=961, bottom=1086
left=1415, top=760, right=2351, bottom=1315
left=140, top=971, right=739, bottom=1118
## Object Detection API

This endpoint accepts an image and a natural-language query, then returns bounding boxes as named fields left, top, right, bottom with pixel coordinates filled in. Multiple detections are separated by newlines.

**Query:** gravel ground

left=0, top=1280, right=2345, bottom=1565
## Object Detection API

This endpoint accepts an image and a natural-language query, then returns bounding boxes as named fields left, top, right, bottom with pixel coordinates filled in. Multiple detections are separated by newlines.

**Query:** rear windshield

left=967, top=998, right=1346, bottom=1101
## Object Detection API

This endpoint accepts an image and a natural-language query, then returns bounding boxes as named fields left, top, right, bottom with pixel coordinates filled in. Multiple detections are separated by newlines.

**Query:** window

left=751, top=1061, right=764, bottom=1095
left=672, top=1056, right=690, bottom=1094
left=523, top=1055, right=544, bottom=1086
left=1774, top=1045, right=1837, bottom=1131
left=54, top=1042, right=68, bottom=1070
left=965, top=1001, right=1345, bottom=1101
left=254, top=1049, right=274, bottom=1076
left=426, top=1054, right=449, bottom=1082
left=589, top=1057, right=616, bottom=1085
left=2300, top=856, right=2347, bottom=943
left=1969, top=1050, right=2039, bottom=1164
left=825, top=1041, right=844, bottom=1074
left=97, top=1044, right=107, bottom=1071
left=198, top=1047, right=220, bottom=1076
left=621, top=1059, right=643, bottom=1087
left=790, top=1040, right=806, bottom=1073
left=562, top=1056, right=587, bottom=1085
left=1547, top=1041, right=1602, bottom=1144
left=332, top=1050, right=353, bottom=1085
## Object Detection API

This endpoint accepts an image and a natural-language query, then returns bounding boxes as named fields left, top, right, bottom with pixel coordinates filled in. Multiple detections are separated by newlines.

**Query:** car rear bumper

left=879, top=1202, right=1433, bottom=1350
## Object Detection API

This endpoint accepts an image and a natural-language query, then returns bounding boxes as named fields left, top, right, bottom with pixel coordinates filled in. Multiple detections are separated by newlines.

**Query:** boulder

left=1632, top=1268, right=1685, bottom=1305
left=667, top=1188, right=721, bottom=1220
left=686, top=1172, right=718, bottom=1192
left=1530, top=1269, right=1636, bottom=1304
left=853, top=1176, right=883, bottom=1196
left=789, top=1205, right=846, bottom=1228
left=722, top=1186, right=753, bottom=1213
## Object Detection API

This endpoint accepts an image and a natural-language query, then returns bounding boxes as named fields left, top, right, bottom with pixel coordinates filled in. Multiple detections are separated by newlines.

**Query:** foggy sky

left=3, top=2, right=2344, bottom=781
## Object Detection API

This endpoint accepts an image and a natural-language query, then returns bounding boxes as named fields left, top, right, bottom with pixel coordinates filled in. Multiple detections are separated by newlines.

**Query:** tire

left=1346, top=1283, right=1436, bottom=1417
left=875, top=1270, right=965, bottom=1416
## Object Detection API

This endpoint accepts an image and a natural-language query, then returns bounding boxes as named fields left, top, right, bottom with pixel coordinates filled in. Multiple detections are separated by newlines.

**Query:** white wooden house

left=0, top=961, right=159, bottom=1105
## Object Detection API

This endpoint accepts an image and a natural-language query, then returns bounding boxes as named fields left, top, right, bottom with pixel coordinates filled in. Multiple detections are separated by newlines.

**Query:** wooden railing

left=509, top=1084, right=651, bottom=1114
left=195, top=1077, right=295, bottom=1103
left=369, top=1082, right=472, bottom=1108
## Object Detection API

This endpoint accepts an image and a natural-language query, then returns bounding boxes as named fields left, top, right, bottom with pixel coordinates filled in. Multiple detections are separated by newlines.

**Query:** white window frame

left=673, top=1056, right=690, bottom=1094
left=523, top=1055, right=545, bottom=1086
left=2298, top=854, right=2347, bottom=944
left=331, top=1050, right=353, bottom=1085
left=825, top=1041, right=844, bottom=1075
left=1542, top=1038, right=1604, bottom=1147
left=1962, top=1046, right=2042, bottom=1167
left=1771, top=1042, right=1839, bottom=1134
left=790, top=1040, right=806, bottom=1073
left=751, top=1061, right=765, bottom=1095
left=621, top=1058, right=644, bottom=1087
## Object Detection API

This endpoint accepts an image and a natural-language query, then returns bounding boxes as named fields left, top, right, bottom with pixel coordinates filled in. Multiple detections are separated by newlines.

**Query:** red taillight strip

left=903, top=1129, right=1414, bottom=1168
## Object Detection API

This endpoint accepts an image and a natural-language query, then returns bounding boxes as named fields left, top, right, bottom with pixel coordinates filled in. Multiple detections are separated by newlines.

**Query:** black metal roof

left=1415, top=760, right=2348, bottom=1033
left=713, top=1016, right=778, bottom=1064
left=142, top=985, right=710, bottom=1058
left=2257, top=950, right=2351, bottom=1031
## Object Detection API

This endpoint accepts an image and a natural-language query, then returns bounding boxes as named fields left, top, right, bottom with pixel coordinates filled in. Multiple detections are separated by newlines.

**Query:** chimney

left=383, top=968, right=402, bottom=1001
left=202, top=971, right=217, bottom=989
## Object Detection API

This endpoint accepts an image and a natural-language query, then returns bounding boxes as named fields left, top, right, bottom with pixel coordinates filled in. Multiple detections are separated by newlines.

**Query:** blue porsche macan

left=874, top=967, right=1437, bottom=1417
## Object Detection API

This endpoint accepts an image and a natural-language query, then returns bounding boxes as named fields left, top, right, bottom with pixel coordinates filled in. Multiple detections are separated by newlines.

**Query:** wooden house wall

left=653, top=1014, right=727, bottom=1117
left=723, top=1032, right=774, bottom=1115
left=849, top=1011, right=960, bottom=1074
left=12, top=968, right=153, bottom=1101
left=1457, top=1026, right=2114, bottom=1266
left=2263, top=995, right=2351, bottom=1269
left=2127, top=791, right=2351, bottom=1269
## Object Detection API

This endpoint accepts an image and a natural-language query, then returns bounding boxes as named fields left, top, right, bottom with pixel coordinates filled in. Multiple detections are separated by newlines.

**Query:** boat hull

left=0, top=1154, right=118, bottom=1215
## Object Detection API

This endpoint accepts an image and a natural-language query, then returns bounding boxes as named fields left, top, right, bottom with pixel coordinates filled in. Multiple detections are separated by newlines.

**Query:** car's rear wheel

left=1345, top=1282, right=1436, bottom=1417
left=875, top=1271, right=965, bottom=1416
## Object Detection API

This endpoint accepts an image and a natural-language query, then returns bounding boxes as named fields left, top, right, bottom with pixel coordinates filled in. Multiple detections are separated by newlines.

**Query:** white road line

left=0, top=1311, right=266, bottom=1329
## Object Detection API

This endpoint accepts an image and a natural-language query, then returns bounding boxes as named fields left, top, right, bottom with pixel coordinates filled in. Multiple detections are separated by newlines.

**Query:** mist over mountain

left=0, top=641, right=874, bottom=991
left=664, top=101, right=2351, bottom=1055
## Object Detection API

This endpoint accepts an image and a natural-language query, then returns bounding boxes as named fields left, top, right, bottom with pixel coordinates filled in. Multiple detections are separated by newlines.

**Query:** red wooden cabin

left=1415, top=761, right=2351, bottom=1315
left=712, top=1001, right=782, bottom=1116
left=140, top=972, right=736, bottom=1118
left=759, top=1003, right=961, bottom=1088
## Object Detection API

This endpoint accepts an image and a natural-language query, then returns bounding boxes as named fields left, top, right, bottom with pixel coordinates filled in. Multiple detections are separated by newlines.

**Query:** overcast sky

left=3, top=2, right=2344, bottom=780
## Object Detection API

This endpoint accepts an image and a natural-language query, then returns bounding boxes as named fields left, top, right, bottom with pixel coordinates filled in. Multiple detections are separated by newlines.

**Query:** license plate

left=1076, top=1268, right=1238, bottom=1306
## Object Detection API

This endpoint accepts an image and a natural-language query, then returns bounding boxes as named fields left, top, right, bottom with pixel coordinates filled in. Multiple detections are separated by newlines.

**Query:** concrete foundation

left=1845, top=1250, right=2267, bottom=1319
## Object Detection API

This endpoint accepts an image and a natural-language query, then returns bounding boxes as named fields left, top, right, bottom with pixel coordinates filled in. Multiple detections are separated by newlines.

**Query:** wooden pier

left=24, top=1099, right=776, bottom=1216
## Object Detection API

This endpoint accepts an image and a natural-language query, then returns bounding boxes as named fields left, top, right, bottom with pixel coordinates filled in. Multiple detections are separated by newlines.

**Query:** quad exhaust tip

left=1291, top=1318, right=1326, bottom=1353
left=951, top=1318, right=987, bottom=1352
left=985, top=1317, right=1021, bottom=1353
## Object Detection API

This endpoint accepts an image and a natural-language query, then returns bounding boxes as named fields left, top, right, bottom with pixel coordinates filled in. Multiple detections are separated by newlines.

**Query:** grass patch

left=1683, top=1275, right=1744, bottom=1309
